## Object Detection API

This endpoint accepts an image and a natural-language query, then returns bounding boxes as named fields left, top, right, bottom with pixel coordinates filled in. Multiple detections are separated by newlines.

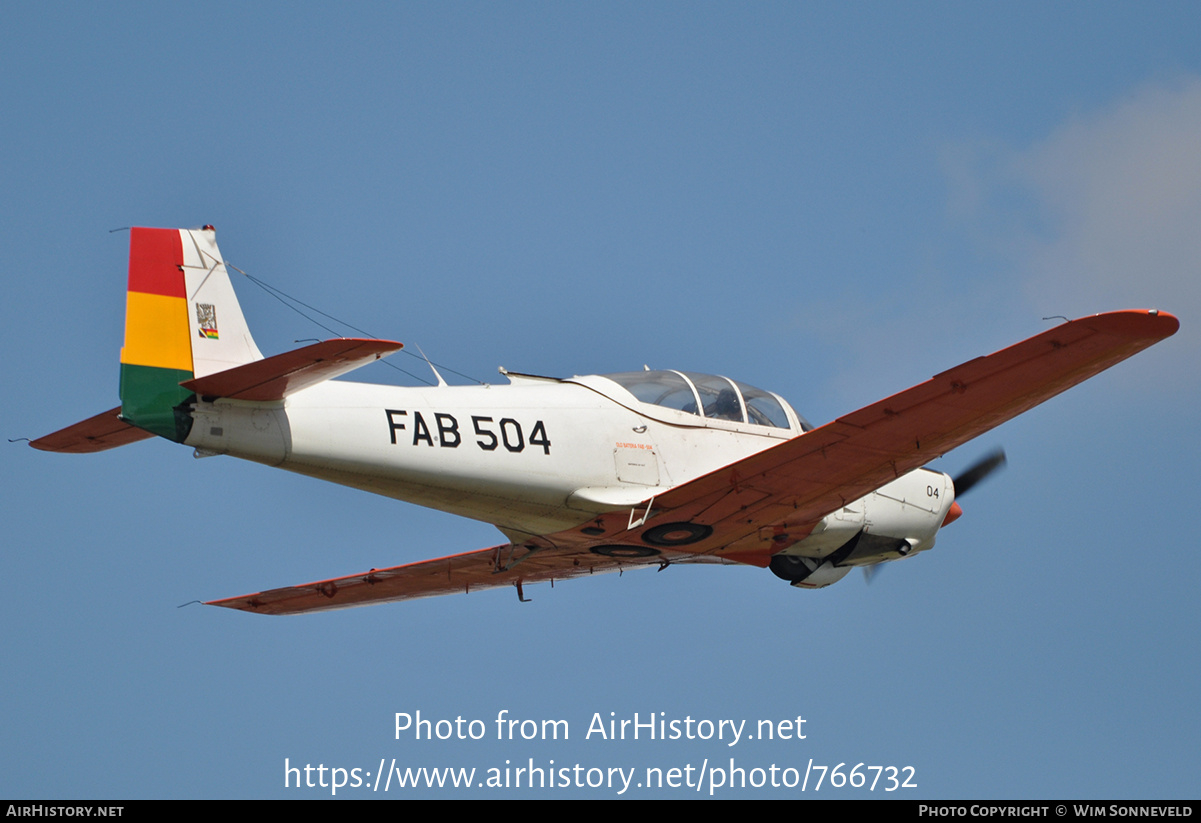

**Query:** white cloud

left=947, top=77, right=1201, bottom=381
left=1017, top=79, right=1201, bottom=319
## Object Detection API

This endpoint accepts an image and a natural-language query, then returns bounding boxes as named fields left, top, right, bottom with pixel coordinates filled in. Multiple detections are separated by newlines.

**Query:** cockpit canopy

left=601, top=370, right=812, bottom=431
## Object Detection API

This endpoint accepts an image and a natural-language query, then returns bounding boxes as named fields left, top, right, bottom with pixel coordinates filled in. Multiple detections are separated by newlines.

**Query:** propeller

left=952, top=448, right=1007, bottom=497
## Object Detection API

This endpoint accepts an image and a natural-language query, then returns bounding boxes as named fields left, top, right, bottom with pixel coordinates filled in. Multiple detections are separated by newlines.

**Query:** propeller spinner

left=942, top=448, right=1006, bottom=526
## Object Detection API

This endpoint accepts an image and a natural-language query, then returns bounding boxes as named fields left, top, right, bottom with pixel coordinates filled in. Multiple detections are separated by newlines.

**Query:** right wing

left=638, top=309, right=1182, bottom=562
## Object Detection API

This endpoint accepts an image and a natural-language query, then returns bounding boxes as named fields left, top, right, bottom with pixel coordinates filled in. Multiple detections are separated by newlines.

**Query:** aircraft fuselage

left=184, top=373, right=953, bottom=572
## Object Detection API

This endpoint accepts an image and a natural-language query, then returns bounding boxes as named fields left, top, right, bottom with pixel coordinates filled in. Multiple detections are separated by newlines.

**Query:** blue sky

left=3, top=3, right=1198, bottom=798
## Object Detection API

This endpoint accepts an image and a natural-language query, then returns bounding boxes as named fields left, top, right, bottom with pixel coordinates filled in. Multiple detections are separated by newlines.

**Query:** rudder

left=118, top=226, right=261, bottom=441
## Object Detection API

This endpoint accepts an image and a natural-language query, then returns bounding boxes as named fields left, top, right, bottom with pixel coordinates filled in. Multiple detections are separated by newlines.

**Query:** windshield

left=601, top=370, right=809, bottom=430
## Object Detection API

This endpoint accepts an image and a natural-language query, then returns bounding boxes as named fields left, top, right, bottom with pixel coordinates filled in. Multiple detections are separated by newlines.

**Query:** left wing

left=208, top=541, right=732, bottom=615
left=209, top=309, right=1177, bottom=614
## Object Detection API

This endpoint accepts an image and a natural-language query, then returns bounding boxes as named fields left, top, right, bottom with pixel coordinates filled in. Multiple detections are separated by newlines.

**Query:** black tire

left=768, top=554, right=814, bottom=583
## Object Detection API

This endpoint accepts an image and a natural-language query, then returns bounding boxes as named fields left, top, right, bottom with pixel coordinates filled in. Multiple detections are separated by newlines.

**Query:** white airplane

left=33, top=227, right=1178, bottom=614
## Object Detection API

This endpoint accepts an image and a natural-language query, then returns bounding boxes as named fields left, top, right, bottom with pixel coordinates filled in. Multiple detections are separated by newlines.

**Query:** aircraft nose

left=942, top=501, right=963, bottom=526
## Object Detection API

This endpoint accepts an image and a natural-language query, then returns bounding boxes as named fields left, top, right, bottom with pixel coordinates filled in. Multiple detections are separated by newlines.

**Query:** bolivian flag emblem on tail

left=197, top=303, right=219, bottom=339
left=119, top=228, right=195, bottom=442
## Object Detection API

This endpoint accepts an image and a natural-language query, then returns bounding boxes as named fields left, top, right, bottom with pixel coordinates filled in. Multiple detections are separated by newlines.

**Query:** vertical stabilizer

left=180, top=228, right=262, bottom=378
left=119, top=227, right=261, bottom=441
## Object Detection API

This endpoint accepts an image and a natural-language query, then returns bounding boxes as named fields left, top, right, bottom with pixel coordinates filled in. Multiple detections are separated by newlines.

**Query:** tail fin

left=119, top=226, right=261, bottom=441
left=35, top=225, right=402, bottom=453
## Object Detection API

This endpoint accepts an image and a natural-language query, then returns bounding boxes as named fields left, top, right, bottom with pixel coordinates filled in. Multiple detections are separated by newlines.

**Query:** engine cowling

left=768, top=467, right=957, bottom=588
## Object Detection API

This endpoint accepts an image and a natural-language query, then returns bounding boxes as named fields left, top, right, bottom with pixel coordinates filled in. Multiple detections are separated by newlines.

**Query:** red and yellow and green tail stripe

left=118, top=228, right=196, bottom=442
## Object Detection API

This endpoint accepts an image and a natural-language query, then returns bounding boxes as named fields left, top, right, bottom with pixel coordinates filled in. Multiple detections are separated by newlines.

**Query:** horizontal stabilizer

left=181, top=338, right=403, bottom=401
left=30, top=407, right=155, bottom=453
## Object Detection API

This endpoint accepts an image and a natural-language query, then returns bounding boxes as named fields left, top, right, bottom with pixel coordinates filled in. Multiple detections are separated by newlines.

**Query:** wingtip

left=1144, top=309, right=1181, bottom=336
left=1079, top=309, right=1179, bottom=340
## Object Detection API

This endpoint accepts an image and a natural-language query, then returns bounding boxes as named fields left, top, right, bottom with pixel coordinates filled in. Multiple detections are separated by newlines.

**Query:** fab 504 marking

left=385, top=409, right=552, bottom=454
